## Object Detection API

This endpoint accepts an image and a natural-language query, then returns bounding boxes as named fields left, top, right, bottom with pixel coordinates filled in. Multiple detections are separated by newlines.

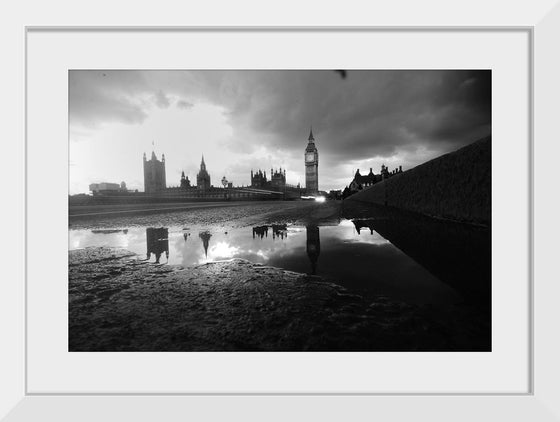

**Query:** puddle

left=68, top=219, right=471, bottom=305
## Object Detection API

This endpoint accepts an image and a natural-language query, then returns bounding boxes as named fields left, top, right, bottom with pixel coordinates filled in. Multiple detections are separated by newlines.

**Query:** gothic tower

left=196, top=155, right=211, bottom=191
left=180, top=171, right=191, bottom=188
left=304, top=127, right=319, bottom=195
left=143, top=150, right=166, bottom=194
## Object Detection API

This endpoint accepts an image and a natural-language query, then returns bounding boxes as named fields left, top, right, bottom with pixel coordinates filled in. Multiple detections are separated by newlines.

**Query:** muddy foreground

left=69, top=254, right=489, bottom=351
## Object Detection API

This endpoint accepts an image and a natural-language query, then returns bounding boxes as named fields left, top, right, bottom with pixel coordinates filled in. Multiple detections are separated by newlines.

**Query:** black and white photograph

left=68, top=69, right=491, bottom=352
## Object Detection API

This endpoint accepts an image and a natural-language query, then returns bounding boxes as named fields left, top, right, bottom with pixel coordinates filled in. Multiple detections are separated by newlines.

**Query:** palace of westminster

left=89, top=128, right=402, bottom=199
left=141, top=128, right=320, bottom=197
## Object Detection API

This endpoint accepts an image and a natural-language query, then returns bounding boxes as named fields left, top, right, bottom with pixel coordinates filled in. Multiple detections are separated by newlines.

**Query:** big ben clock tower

left=304, top=127, right=319, bottom=195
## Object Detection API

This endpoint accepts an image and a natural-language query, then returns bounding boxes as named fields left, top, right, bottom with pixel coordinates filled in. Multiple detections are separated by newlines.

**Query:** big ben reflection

left=306, top=225, right=321, bottom=275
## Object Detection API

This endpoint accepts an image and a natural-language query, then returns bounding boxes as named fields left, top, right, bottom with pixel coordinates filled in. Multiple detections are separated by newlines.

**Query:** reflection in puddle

left=68, top=219, right=480, bottom=305
left=252, top=226, right=268, bottom=239
left=353, top=220, right=376, bottom=235
left=306, top=225, right=320, bottom=275
left=272, top=224, right=288, bottom=240
left=198, top=231, right=212, bottom=258
left=146, top=227, right=169, bottom=264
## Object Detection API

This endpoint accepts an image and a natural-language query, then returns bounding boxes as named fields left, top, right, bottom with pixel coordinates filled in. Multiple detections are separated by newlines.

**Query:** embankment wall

left=347, top=136, right=491, bottom=225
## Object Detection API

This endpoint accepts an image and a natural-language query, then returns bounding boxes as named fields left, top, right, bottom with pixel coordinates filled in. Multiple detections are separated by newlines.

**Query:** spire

left=308, top=126, right=315, bottom=141
left=150, top=141, right=156, bottom=160
left=200, top=154, right=206, bottom=171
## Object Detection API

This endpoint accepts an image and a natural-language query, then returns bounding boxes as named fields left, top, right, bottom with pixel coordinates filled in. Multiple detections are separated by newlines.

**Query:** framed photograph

left=3, top=1, right=558, bottom=420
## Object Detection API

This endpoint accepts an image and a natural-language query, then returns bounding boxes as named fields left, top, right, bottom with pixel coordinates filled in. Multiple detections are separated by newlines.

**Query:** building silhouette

left=197, top=155, right=211, bottom=191
left=250, top=169, right=268, bottom=188
left=343, top=164, right=403, bottom=198
left=304, top=127, right=319, bottom=195
left=351, top=168, right=377, bottom=190
left=180, top=171, right=191, bottom=189
left=270, top=168, right=286, bottom=190
left=143, top=151, right=166, bottom=193
left=250, top=168, right=286, bottom=190
left=89, top=182, right=126, bottom=195
left=109, top=142, right=302, bottom=199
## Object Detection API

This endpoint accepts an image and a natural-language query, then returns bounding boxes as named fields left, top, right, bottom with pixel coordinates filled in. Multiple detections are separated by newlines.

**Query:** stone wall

left=346, top=136, right=491, bottom=225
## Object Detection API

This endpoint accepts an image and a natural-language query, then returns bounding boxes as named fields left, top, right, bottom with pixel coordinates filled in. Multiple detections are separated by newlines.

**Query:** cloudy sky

left=69, top=70, right=491, bottom=194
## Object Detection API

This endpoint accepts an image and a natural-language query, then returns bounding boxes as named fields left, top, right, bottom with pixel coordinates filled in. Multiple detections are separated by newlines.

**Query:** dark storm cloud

left=70, top=69, right=491, bottom=167
left=138, top=70, right=488, bottom=165
left=153, top=90, right=171, bottom=109
left=212, top=70, right=491, bottom=160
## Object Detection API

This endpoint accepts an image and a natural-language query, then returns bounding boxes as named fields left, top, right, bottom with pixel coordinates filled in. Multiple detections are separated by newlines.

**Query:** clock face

left=306, top=153, right=315, bottom=162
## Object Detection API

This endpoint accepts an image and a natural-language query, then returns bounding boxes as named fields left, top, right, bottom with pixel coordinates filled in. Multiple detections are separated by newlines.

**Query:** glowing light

left=209, top=241, right=240, bottom=259
left=315, top=196, right=326, bottom=202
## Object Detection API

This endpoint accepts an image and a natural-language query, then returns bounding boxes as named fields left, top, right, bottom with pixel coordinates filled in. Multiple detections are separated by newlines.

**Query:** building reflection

left=272, top=224, right=288, bottom=240
left=353, top=219, right=376, bottom=235
left=306, top=225, right=320, bottom=275
left=250, top=224, right=317, bottom=273
left=199, top=231, right=212, bottom=258
left=146, top=227, right=169, bottom=263
left=252, top=226, right=268, bottom=239
left=252, top=225, right=288, bottom=240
